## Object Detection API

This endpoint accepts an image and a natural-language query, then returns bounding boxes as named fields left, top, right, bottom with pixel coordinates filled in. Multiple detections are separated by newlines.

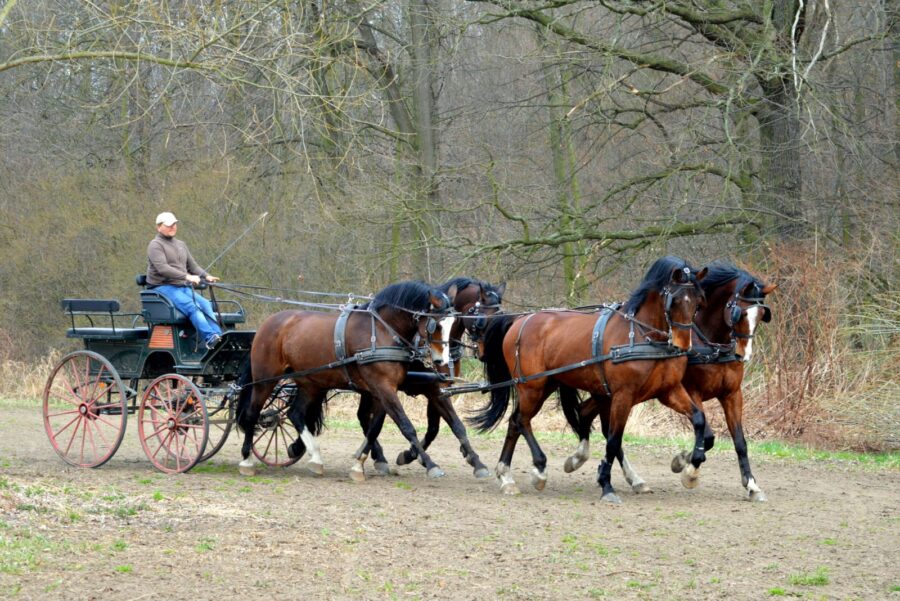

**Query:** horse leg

left=593, top=396, right=650, bottom=494
left=563, top=394, right=596, bottom=474
left=494, top=407, right=524, bottom=495
left=418, top=389, right=490, bottom=479
left=356, top=394, right=392, bottom=476
left=238, top=382, right=277, bottom=476
left=510, top=387, right=551, bottom=492
left=661, top=385, right=709, bottom=489
left=396, top=395, right=439, bottom=467
left=349, top=408, right=388, bottom=482
left=292, top=392, right=326, bottom=476
left=596, top=396, right=634, bottom=504
left=374, top=389, right=445, bottom=479
left=721, top=390, right=766, bottom=502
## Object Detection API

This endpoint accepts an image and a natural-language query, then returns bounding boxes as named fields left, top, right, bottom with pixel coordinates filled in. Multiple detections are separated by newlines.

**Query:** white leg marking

left=495, top=462, right=520, bottom=495
left=438, top=315, right=455, bottom=366
left=300, top=427, right=324, bottom=475
left=620, top=456, right=650, bottom=493
left=238, top=457, right=257, bottom=476
left=349, top=452, right=368, bottom=482
left=564, top=439, right=590, bottom=473
left=530, top=466, right=548, bottom=491
left=746, top=477, right=767, bottom=501
left=681, top=463, right=701, bottom=489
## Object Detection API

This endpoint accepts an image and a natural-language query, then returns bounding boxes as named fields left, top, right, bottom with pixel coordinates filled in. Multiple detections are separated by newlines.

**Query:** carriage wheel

left=42, top=350, right=128, bottom=468
left=251, top=381, right=301, bottom=467
left=138, top=375, right=209, bottom=474
left=197, top=387, right=235, bottom=463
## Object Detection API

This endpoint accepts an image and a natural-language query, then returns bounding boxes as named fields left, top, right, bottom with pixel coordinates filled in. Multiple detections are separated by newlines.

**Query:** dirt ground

left=1, top=404, right=898, bottom=601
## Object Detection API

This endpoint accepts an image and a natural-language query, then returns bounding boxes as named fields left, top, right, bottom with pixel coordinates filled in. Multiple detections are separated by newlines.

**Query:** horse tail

left=235, top=355, right=255, bottom=433
left=468, top=314, right=517, bottom=433
left=305, top=391, right=326, bottom=436
left=557, top=384, right=585, bottom=435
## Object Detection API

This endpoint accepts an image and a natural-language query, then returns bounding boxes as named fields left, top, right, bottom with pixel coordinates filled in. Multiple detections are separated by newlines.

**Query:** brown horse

left=235, top=281, right=457, bottom=479
left=470, top=256, right=707, bottom=502
left=357, top=277, right=506, bottom=479
left=563, top=262, right=775, bottom=501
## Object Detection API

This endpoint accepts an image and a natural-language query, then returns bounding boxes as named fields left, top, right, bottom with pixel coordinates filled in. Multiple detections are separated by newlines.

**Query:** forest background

left=0, top=0, right=896, bottom=450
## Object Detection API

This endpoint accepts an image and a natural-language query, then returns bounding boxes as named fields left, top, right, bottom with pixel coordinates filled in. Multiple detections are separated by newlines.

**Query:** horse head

left=420, top=284, right=457, bottom=368
left=696, top=263, right=776, bottom=361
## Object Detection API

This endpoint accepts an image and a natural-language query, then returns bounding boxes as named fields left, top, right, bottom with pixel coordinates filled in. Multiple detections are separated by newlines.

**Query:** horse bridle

left=725, top=291, right=772, bottom=341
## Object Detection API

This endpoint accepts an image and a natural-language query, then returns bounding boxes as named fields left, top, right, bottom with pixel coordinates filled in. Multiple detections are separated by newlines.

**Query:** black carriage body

left=63, top=292, right=254, bottom=383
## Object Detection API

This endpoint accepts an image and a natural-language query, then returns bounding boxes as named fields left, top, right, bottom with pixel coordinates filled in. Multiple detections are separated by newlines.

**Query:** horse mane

left=623, top=255, right=696, bottom=314
left=367, top=280, right=438, bottom=313
left=700, top=261, right=767, bottom=300
left=439, top=277, right=505, bottom=303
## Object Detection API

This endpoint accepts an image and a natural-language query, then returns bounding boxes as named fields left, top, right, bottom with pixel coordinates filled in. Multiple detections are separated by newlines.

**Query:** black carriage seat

left=138, top=289, right=246, bottom=327
left=62, top=299, right=149, bottom=340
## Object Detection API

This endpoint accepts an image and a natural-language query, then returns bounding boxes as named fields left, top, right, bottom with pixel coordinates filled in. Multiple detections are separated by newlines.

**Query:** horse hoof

left=238, top=464, right=256, bottom=477
left=631, top=482, right=653, bottom=494
left=349, top=466, right=366, bottom=482
left=474, top=467, right=492, bottom=479
left=426, top=466, right=445, bottom=479
left=671, top=451, right=689, bottom=473
left=681, top=466, right=700, bottom=489
left=748, top=490, right=768, bottom=502
left=563, top=456, right=586, bottom=473
left=373, top=461, right=395, bottom=476
left=601, top=492, right=622, bottom=505
left=530, top=469, right=548, bottom=491
left=396, top=451, right=415, bottom=466
left=306, top=461, right=324, bottom=476
left=500, top=482, right=520, bottom=496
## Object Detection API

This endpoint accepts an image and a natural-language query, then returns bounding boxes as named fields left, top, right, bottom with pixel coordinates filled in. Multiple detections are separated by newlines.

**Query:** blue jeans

left=154, top=285, right=222, bottom=344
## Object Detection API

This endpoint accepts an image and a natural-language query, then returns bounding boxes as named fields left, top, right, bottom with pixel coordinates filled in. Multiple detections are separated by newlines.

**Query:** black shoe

left=205, top=334, right=222, bottom=350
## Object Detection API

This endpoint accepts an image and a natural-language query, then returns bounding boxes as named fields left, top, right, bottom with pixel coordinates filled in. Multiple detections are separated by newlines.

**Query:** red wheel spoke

left=46, top=408, right=81, bottom=419
left=53, top=414, right=81, bottom=443
left=63, top=417, right=83, bottom=456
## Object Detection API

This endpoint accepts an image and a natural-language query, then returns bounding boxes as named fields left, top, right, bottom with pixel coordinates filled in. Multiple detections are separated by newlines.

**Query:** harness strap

left=591, top=305, right=619, bottom=397
left=334, top=306, right=357, bottom=389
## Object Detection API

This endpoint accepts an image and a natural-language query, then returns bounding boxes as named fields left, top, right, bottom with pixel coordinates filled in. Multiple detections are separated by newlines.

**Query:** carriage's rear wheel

left=197, top=387, right=235, bottom=463
left=138, top=374, right=208, bottom=474
left=251, top=381, right=301, bottom=467
left=42, top=350, right=128, bottom=468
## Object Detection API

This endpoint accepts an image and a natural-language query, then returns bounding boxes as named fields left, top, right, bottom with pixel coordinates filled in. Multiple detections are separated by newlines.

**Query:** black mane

left=368, top=280, right=439, bottom=313
left=623, top=255, right=697, bottom=314
left=439, top=277, right=504, bottom=303
left=700, top=261, right=766, bottom=300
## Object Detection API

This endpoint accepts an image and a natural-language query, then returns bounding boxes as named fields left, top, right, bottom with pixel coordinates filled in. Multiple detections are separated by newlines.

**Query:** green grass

left=788, top=567, right=830, bottom=586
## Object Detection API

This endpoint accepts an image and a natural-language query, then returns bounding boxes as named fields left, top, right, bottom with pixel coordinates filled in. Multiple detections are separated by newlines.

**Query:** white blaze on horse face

left=433, top=315, right=455, bottom=365
left=742, top=306, right=761, bottom=362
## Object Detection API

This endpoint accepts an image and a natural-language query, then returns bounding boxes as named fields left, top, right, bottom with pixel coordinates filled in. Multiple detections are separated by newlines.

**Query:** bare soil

left=1, top=404, right=898, bottom=600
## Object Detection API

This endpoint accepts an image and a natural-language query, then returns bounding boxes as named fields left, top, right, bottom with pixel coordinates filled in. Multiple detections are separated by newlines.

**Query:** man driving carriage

left=146, top=211, right=223, bottom=349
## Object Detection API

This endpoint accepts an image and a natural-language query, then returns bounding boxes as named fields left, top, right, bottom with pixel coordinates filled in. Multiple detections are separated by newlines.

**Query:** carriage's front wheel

left=251, top=381, right=301, bottom=467
left=138, top=374, right=209, bottom=474
left=42, top=350, right=128, bottom=468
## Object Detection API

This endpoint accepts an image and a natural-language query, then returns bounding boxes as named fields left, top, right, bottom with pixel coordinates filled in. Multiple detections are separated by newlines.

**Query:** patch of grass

left=192, top=462, right=234, bottom=474
left=821, top=538, right=837, bottom=546
left=0, top=531, right=60, bottom=574
left=152, top=491, right=164, bottom=502
left=135, top=477, right=154, bottom=485
left=44, top=580, right=62, bottom=592
left=195, top=537, right=216, bottom=553
left=114, top=565, right=133, bottom=573
left=111, top=540, right=128, bottom=552
left=395, top=481, right=413, bottom=491
left=889, top=584, right=900, bottom=592
left=788, top=567, right=829, bottom=586
left=768, top=587, right=787, bottom=596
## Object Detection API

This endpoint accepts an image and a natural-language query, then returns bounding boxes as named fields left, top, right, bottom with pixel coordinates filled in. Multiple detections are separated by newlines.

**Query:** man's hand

left=186, top=274, right=202, bottom=285
left=206, top=275, right=220, bottom=283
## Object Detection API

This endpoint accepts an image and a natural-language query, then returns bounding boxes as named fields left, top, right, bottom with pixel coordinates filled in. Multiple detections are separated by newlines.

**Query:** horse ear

left=496, top=282, right=507, bottom=297
left=696, top=267, right=708, bottom=282
left=762, top=283, right=777, bottom=295
left=446, top=284, right=458, bottom=303
left=671, top=267, right=689, bottom=284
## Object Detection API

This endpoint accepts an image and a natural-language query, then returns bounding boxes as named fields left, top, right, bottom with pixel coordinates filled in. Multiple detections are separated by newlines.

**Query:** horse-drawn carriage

left=42, top=281, right=298, bottom=473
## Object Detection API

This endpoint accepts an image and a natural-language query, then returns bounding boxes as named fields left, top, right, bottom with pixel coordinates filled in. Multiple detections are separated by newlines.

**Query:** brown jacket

left=146, top=233, right=207, bottom=286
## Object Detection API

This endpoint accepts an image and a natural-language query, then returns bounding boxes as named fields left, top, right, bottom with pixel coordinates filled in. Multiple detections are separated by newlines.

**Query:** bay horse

left=470, top=256, right=707, bottom=502
left=563, top=262, right=775, bottom=501
left=357, top=278, right=506, bottom=479
left=235, top=280, right=457, bottom=479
